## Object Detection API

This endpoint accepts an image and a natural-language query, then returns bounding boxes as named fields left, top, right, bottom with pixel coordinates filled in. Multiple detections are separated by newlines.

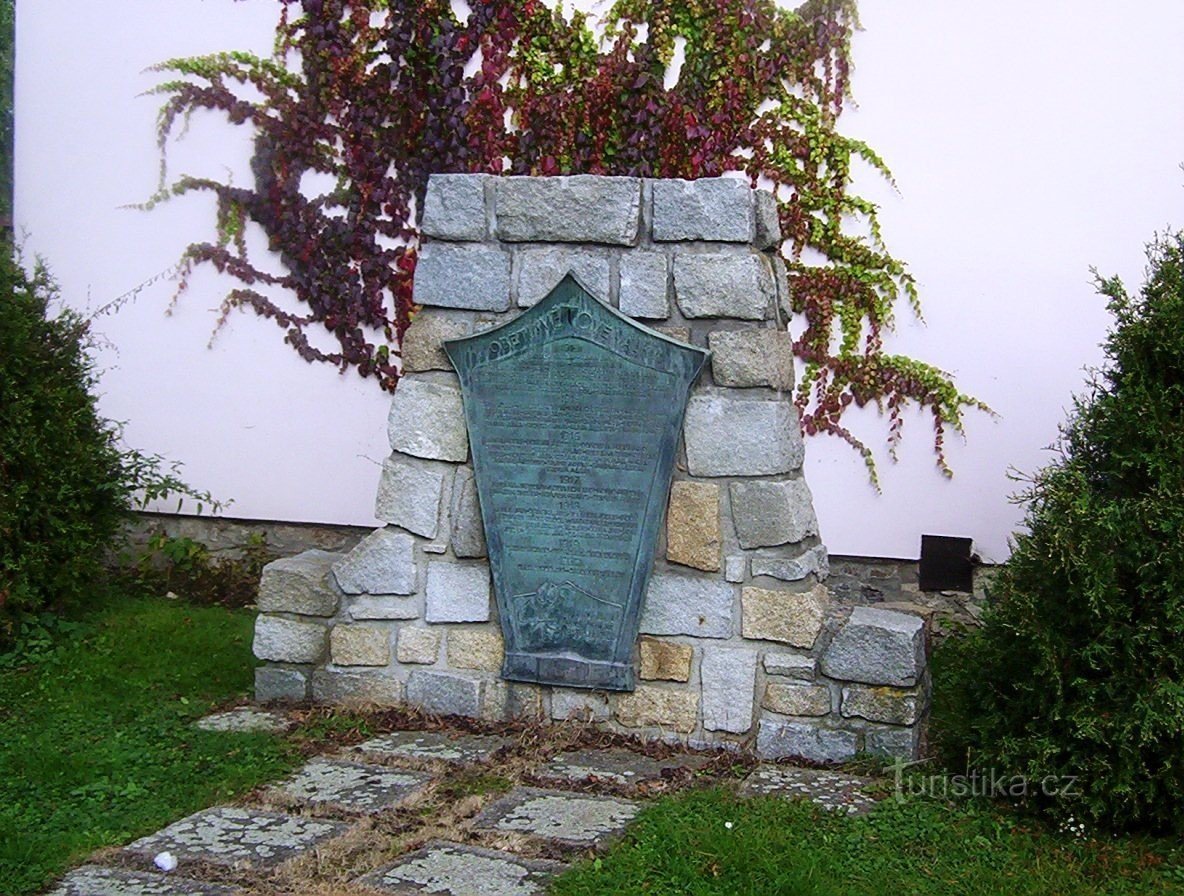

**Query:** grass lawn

left=0, top=593, right=302, bottom=896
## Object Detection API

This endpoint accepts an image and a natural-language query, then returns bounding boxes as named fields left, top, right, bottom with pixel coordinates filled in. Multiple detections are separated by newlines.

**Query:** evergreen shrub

left=936, top=231, right=1184, bottom=834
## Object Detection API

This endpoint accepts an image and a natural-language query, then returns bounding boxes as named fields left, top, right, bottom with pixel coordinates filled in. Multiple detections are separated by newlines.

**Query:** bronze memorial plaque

left=444, top=274, right=708, bottom=690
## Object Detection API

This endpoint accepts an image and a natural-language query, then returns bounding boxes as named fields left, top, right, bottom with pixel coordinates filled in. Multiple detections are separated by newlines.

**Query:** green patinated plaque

left=444, top=274, right=708, bottom=690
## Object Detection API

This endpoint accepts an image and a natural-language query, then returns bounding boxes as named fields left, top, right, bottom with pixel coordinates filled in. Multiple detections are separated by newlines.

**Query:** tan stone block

left=401, top=312, right=473, bottom=372
left=741, top=583, right=828, bottom=648
left=638, top=637, right=693, bottom=682
left=841, top=684, right=920, bottom=725
left=447, top=629, right=505, bottom=672
left=396, top=626, right=441, bottom=664
left=763, top=682, right=832, bottom=716
left=615, top=685, right=699, bottom=733
left=330, top=624, right=390, bottom=667
left=665, top=481, right=721, bottom=571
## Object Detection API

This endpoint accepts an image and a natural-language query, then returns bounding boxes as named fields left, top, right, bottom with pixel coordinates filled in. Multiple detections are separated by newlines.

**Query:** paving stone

left=355, top=730, right=513, bottom=764
left=447, top=629, right=504, bottom=672
left=195, top=707, right=289, bottom=733
left=311, top=668, right=404, bottom=704
left=359, top=841, right=565, bottom=896
left=473, top=787, right=639, bottom=846
left=755, top=718, right=858, bottom=764
left=740, top=765, right=878, bottom=816
left=665, top=480, right=721, bottom=571
left=638, top=636, right=693, bottom=682
left=701, top=646, right=758, bottom=733
left=550, top=688, right=611, bottom=722
left=269, top=757, right=431, bottom=814
left=450, top=466, right=487, bottom=559
left=754, top=188, right=782, bottom=249
left=397, top=626, right=442, bottom=664
left=762, top=682, right=832, bottom=717
left=402, top=310, right=478, bottom=373
left=46, top=865, right=238, bottom=896
left=841, top=684, right=921, bottom=725
left=495, top=176, right=641, bottom=245
left=763, top=652, right=816, bottom=680
left=414, top=242, right=512, bottom=312
left=741, top=584, right=829, bottom=648
left=421, top=174, right=489, bottom=241
left=349, top=594, right=420, bottom=621
left=374, top=453, right=452, bottom=539
left=257, top=550, right=341, bottom=617
left=406, top=669, right=485, bottom=717
left=534, top=748, right=710, bottom=788
left=652, top=177, right=753, bottom=242
left=388, top=377, right=470, bottom=462
left=127, top=807, right=347, bottom=869
left=332, top=528, right=417, bottom=596
left=255, top=666, right=309, bottom=703
left=252, top=615, right=327, bottom=664
left=730, top=479, right=818, bottom=549
left=425, top=561, right=492, bottom=622
left=614, top=685, right=699, bottom=733
left=619, top=251, right=669, bottom=318
left=330, top=624, right=391, bottom=667
left=820, top=606, right=926, bottom=687
left=708, top=328, right=795, bottom=390
left=751, top=545, right=830, bottom=583
left=640, top=572, right=733, bottom=639
left=673, top=253, right=772, bottom=319
left=516, top=246, right=611, bottom=308
left=683, top=393, right=803, bottom=476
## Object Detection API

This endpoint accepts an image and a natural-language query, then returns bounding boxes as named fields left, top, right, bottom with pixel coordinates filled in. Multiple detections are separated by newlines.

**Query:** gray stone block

left=763, top=652, right=816, bottom=680
left=421, top=173, right=489, bottom=241
left=348, top=594, right=420, bottom=620
left=495, top=176, right=642, bottom=245
left=253, top=615, right=327, bottom=664
left=388, top=376, right=469, bottom=462
left=311, top=668, right=404, bottom=704
left=551, top=688, right=611, bottom=722
left=516, top=246, right=611, bottom=308
left=257, top=550, right=341, bottom=617
left=652, top=177, right=754, bottom=242
left=771, top=254, right=791, bottom=321
left=640, top=572, right=734, bottom=639
left=255, top=665, right=309, bottom=702
left=701, top=645, right=758, bottom=733
left=708, top=328, right=794, bottom=390
left=724, top=555, right=747, bottom=583
left=730, top=479, right=819, bottom=548
left=751, top=545, right=830, bottom=583
left=402, top=310, right=477, bottom=373
left=821, top=607, right=927, bottom=687
left=414, top=242, right=512, bottom=311
left=756, top=718, right=858, bottom=763
left=754, top=188, right=782, bottom=249
left=407, top=669, right=485, bottom=717
left=619, top=251, right=670, bottom=318
left=424, top=560, right=492, bottom=622
left=450, top=466, right=488, bottom=559
left=673, top=252, right=773, bottom=319
left=864, top=723, right=922, bottom=759
left=374, top=453, right=452, bottom=539
left=332, top=527, right=417, bottom=595
left=683, top=393, right=803, bottom=476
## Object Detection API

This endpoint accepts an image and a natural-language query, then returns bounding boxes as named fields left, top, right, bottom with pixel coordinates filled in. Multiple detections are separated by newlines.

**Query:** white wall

left=15, top=1, right=1184, bottom=560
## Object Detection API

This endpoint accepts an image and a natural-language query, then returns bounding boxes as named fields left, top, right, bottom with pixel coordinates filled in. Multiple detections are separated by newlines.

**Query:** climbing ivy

left=148, top=0, right=985, bottom=480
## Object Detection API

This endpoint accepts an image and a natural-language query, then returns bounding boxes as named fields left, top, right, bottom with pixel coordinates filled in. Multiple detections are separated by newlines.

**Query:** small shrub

left=119, top=531, right=275, bottom=608
left=936, top=231, right=1184, bottom=834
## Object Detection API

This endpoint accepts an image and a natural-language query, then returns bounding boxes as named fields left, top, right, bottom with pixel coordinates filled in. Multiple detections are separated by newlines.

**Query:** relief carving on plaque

left=445, top=274, right=708, bottom=690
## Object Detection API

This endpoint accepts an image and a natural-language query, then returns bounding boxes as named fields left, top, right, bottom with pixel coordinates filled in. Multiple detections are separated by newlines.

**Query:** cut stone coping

left=126, top=806, right=349, bottom=869
left=532, top=747, right=712, bottom=788
left=47, top=864, right=239, bottom=896
left=194, top=707, right=289, bottom=734
left=739, top=765, right=879, bottom=816
left=354, top=730, right=514, bottom=764
left=358, top=840, right=567, bottom=896
left=472, top=787, right=640, bottom=847
left=267, top=757, right=433, bottom=814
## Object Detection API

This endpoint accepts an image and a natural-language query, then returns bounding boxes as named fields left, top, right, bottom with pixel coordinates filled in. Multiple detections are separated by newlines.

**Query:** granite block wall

left=252, top=174, right=931, bottom=763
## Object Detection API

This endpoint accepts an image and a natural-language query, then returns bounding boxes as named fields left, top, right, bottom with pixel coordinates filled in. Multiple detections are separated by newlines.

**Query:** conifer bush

left=936, top=230, right=1184, bottom=834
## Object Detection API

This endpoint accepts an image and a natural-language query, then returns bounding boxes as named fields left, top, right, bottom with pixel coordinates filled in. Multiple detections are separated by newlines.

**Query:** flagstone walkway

left=47, top=707, right=884, bottom=896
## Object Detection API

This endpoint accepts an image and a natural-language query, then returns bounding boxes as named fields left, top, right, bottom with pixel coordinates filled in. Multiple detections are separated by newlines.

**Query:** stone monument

left=251, top=174, right=931, bottom=762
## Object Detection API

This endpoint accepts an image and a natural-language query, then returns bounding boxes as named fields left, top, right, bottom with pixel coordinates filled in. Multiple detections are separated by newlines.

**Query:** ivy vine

left=147, top=0, right=987, bottom=481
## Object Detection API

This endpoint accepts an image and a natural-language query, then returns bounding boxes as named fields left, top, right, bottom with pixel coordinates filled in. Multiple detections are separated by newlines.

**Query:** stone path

left=50, top=714, right=886, bottom=895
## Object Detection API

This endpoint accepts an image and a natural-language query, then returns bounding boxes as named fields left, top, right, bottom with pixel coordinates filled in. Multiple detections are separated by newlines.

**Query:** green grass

left=0, top=594, right=301, bottom=896
left=549, top=787, right=1184, bottom=896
